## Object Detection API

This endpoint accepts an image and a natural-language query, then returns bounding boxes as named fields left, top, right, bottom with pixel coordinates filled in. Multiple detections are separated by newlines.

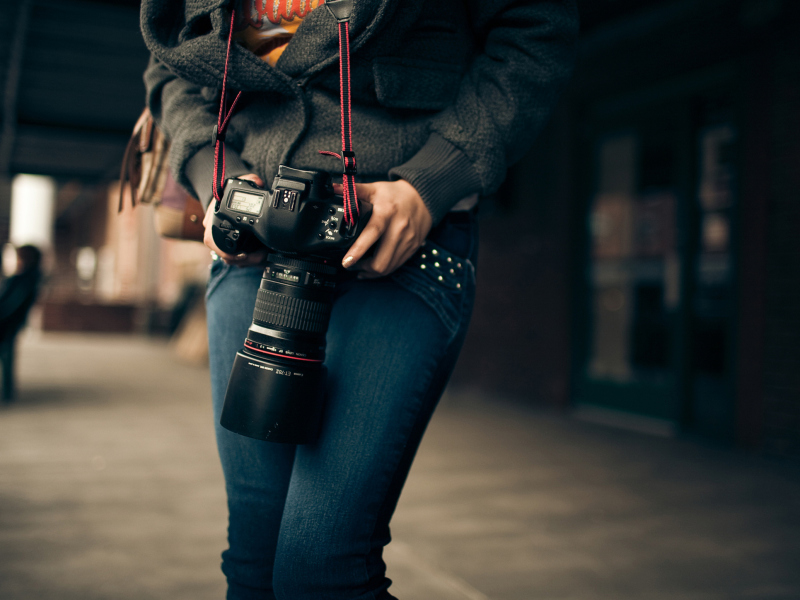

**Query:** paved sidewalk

left=0, top=333, right=798, bottom=600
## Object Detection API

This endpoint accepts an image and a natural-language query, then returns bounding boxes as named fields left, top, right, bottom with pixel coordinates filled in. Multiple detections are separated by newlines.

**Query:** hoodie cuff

left=185, top=145, right=251, bottom=210
left=388, top=133, right=482, bottom=225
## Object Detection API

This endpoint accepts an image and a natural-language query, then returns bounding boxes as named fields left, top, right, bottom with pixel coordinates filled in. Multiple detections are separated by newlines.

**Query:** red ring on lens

left=244, top=341, right=323, bottom=363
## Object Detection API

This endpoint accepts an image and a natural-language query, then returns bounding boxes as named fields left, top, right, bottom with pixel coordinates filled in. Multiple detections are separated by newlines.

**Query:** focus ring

left=253, top=289, right=332, bottom=333
left=267, top=254, right=337, bottom=276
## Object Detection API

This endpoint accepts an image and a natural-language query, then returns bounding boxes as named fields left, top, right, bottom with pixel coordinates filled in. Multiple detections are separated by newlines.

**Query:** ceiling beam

left=0, top=0, right=33, bottom=177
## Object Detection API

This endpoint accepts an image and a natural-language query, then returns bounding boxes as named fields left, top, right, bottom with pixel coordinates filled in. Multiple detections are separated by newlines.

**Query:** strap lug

left=325, top=0, right=353, bottom=23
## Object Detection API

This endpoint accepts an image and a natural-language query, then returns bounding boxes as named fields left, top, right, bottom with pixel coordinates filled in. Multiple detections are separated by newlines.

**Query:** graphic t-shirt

left=236, top=0, right=326, bottom=65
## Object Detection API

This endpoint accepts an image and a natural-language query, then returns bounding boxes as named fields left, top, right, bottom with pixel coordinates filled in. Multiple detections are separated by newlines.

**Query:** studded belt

left=402, top=241, right=468, bottom=291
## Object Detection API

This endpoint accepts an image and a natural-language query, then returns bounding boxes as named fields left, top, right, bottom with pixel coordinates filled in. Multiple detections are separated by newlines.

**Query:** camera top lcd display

left=229, top=191, right=264, bottom=216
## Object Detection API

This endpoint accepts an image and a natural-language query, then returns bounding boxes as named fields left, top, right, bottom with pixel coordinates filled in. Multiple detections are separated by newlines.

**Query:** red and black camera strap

left=319, top=0, right=359, bottom=228
left=212, top=8, right=242, bottom=208
left=213, top=2, right=359, bottom=227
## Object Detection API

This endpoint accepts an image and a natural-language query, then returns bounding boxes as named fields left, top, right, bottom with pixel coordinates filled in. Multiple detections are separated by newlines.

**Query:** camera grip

left=211, top=213, right=249, bottom=254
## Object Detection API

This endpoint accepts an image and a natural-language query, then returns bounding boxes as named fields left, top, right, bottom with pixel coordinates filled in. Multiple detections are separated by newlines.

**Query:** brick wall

left=451, top=106, right=574, bottom=406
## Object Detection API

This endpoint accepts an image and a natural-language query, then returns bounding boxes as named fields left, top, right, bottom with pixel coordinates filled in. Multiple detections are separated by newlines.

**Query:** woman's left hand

left=337, top=179, right=432, bottom=278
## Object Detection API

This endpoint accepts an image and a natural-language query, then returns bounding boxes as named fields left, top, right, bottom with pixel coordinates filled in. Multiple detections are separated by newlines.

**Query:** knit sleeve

left=390, top=0, right=578, bottom=224
left=143, top=56, right=250, bottom=209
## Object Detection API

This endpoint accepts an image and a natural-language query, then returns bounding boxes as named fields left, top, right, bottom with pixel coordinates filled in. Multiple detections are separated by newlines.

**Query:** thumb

left=237, top=173, right=264, bottom=187
left=333, top=181, right=374, bottom=201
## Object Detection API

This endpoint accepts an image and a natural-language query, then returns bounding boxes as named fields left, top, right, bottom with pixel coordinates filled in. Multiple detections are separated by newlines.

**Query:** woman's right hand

left=203, top=173, right=269, bottom=266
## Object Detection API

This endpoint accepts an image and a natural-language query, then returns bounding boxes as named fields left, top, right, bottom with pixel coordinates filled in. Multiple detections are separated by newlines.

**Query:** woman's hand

left=339, top=179, right=432, bottom=278
left=203, top=174, right=269, bottom=266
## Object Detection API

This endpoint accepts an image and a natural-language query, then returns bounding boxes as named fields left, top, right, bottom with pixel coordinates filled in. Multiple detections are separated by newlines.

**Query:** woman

left=140, top=0, right=577, bottom=597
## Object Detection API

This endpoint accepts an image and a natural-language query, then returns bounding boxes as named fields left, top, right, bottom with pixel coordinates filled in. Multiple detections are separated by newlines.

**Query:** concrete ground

left=0, top=333, right=798, bottom=600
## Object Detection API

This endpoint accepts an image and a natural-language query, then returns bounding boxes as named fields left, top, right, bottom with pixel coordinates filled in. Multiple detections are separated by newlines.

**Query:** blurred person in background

left=0, top=245, right=42, bottom=401
left=140, top=0, right=577, bottom=598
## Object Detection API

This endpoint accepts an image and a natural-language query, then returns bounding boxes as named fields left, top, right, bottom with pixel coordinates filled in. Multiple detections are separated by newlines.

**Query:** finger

left=211, top=247, right=242, bottom=263
left=343, top=225, right=384, bottom=269
left=355, top=221, right=421, bottom=278
left=354, top=256, right=385, bottom=279
left=204, top=214, right=232, bottom=258
left=333, top=182, right=374, bottom=201
left=203, top=218, right=251, bottom=264
left=355, top=221, right=402, bottom=277
left=204, top=175, right=266, bottom=263
left=203, top=201, right=215, bottom=229
left=225, top=248, right=268, bottom=267
left=217, top=247, right=266, bottom=266
left=214, top=244, right=268, bottom=266
left=342, top=214, right=387, bottom=268
left=237, top=173, right=264, bottom=187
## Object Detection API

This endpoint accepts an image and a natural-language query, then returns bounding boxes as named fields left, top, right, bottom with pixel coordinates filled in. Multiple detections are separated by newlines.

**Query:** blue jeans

left=205, top=212, right=477, bottom=600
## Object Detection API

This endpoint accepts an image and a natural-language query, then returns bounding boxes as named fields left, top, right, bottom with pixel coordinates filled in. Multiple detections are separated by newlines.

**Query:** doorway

left=574, top=77, right=740, bottom=441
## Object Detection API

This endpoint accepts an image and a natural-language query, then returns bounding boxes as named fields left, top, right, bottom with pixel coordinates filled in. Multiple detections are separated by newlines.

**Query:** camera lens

left=253, top=257, right=336, bottom=335
left=220, top=254, right=338, bottom=443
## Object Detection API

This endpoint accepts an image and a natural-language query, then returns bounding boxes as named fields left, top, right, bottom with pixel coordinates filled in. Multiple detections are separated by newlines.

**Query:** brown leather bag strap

left=118, top=133, right=137, bottom=212
left=119, top=109, right=155, bottom=212
left=139, top=115, right=155, bottom=154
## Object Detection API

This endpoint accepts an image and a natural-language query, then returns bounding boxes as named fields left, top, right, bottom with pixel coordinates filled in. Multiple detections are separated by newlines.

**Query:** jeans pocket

left=206, top=257, right=230, bottom=301
left=390, top=240, right=475, bottom=341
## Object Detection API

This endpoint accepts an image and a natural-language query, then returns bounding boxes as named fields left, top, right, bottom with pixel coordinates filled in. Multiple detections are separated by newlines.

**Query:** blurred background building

left=0, top=0, right=798, bottom=458
left=455, top=0, right=800, bottom=460
left=0, top=0, right=209, bottom=344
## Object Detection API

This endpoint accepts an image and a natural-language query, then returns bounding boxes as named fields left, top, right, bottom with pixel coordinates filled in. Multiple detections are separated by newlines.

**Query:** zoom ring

left=253, top=290, right=332, bottom=333
left=267, top=254, right=337, bottom=276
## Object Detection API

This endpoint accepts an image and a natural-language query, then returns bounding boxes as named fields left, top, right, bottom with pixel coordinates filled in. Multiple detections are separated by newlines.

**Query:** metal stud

left=450, top=269, right=455, bottom=274
left=456, top=283, right=461, bottom=289
left=421, top=253, right=426, bottom=259
left=438, top=275, right=443, bottom=281
left=457, top=263, right=462, bottom=269
left=447, top=257, right=452, bottom=263
left=434, top=262, right=440, bottom=268
left=420, top=264, right=426, bottom=269
left=432, top=249, right=439, bottom=256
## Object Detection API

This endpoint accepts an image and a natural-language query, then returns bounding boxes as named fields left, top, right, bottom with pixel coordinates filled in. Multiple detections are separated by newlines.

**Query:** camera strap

left=319, top=0, right=359, bottom=228
left=212, top=2, right=360, bottom=228
left=212, top=9, right=242, bottom=209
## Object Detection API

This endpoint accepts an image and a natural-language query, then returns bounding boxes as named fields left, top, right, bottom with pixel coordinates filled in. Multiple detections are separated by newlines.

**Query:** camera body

left=211, top=165, right=371, bottom=258
left=210, top=166, right=371, bottom=444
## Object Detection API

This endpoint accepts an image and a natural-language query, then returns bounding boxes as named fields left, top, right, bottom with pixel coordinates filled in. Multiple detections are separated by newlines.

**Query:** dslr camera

left=210, top=165, right=371, bottom=444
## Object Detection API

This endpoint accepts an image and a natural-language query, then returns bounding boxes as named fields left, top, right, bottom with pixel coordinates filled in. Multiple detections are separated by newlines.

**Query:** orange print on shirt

left=238, top=0, right=326, bottom=65
left=244, top=0, right=326, bottom=27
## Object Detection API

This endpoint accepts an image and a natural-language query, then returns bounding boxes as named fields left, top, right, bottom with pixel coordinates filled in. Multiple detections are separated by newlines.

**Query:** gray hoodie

left=140, top=0, right=578, bottom=222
